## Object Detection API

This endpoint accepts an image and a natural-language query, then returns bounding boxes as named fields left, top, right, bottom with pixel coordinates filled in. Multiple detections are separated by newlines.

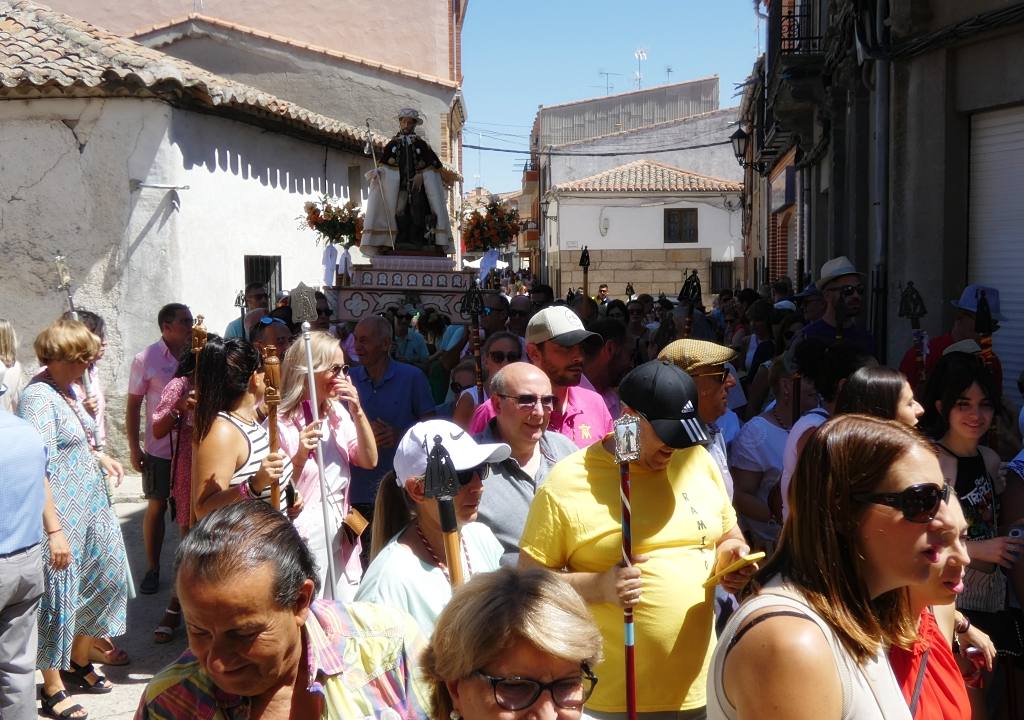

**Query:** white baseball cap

left=393, top=419, right=510, bottom=485
left=526, top=306, right=602, bottom=351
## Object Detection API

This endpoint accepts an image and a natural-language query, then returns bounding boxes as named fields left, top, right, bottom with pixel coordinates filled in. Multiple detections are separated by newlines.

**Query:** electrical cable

left=462, top=139, right=731, bottom=156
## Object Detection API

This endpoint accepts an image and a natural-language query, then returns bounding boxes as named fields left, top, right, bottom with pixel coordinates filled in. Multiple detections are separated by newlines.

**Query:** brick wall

left=768, top=209, right=791, bottom=282
left=556, top=247, right=713, bottom=303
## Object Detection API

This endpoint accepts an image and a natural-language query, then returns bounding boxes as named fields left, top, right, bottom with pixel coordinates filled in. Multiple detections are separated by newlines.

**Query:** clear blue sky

left=461, top=0, right=762, bottom=193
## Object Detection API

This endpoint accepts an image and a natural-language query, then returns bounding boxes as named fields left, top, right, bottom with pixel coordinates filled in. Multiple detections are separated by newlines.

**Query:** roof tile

left=553, top=159, right=742, bottom=194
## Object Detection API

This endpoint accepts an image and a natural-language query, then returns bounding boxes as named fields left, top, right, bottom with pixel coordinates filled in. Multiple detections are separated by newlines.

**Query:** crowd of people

left=0, top=253, right=1023, bottom=720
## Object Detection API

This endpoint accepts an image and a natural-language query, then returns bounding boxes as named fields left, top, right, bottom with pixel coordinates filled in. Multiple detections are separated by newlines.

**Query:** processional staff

left=463, top=280, right=485, bottom=400
left=679, top=269, right=702, bottom=339
left=975, top=289, right=999, bottom=453
left=262, top=344, right=283, bottom=511
left=423, top=436, right=465, bottom=588
left=189, top=315, right=207, bottom=529
left=898, top=281, right=928, bottom=388
left=580, top=246, right=591, bottom=299
left=613, top=413, right=641, bottom=720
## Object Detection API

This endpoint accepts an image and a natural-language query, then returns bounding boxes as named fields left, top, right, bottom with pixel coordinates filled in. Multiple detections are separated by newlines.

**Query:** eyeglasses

left=853, top=482, right=951, bottom=523
left=488, top=350, right=522, bottom=364
left=692, top=368, right=729, bottom=384
left=827, top=284, right=865, bottom=297
left=497, top=393, right=557, bottom=410
left=323, top=363, right=349, bottom=377
left=455, top=464, right=488, bottom=485
left=473, top=664, right=597, bottom=711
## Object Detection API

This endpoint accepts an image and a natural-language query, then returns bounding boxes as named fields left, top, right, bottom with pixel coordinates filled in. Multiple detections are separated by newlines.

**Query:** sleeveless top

left=218, top=411, right=292, bottom=503
left=708, top=577, right=911, bottom=720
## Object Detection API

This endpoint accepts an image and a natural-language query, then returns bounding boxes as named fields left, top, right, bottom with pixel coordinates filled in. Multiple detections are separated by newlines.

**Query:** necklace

left=39, top=371, right=99, bottom=450
left=770, top=407, right=792, bottom=430
left=413, top=520, right=472, bottom=581
left=228, top=410, right=257, bottom=425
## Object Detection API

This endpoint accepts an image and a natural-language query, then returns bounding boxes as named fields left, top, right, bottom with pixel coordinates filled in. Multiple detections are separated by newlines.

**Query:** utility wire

left=462, top=139, right=731, bottom=157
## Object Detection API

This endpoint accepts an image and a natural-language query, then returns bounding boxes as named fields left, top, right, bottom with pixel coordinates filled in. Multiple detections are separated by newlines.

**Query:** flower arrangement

left=462, top=198, right=520, bottom=253
left=302, top=196, right=363, bottom=247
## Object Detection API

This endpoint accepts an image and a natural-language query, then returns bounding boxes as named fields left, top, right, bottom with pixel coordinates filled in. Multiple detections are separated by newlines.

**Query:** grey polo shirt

left=474, top=420, right=579, bottom=567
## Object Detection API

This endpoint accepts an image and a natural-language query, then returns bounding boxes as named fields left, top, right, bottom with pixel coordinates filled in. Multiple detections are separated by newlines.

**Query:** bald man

left=473, top=363, right=577, bottom=566
left=350, top=315, right=435, bottom=560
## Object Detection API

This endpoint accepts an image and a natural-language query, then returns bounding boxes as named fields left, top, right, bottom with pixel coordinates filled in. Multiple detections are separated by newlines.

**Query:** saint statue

left=362, top=109, right=453, bottom=256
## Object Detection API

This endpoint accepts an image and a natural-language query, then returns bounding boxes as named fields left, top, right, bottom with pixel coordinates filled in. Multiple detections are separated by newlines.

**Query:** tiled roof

left=0, top=0, right=375, bottom=151
left=132, top=14, right=458, bottom=90
left=553, top=160, right=742, bottom=194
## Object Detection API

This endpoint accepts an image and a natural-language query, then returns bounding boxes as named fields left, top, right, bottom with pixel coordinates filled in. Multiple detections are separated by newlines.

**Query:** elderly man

left=135, top=501, right=430, bottom=719
left=520, top=360, right=753, bottom=719
left=469, top=306, right=612, bottom=447
left=249, top=315, right=294, bottom=357
left=224, top=282, right=268, bottom=339
left=799, top=255, right=876, bottom=356
left=659, top=339, right=739, bottom=499
left=127, top=302, right=193, bottom=595
left=350, top=315, right=435, bottom=558
left=474, top=363, right=578, bottom=566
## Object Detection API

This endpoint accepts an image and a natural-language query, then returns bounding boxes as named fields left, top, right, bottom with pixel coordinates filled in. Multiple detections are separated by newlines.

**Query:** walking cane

left=290, top=283, right=339, bottom=599
left=463, top=281, right=485, bottom=400
left=54, top=254, right=136, bottom=598
left=613, top=414, right=641, bottom=720
left=262, top=345, right=282, bottom=511
left=423, top=435, right=464, bottom=588
left=898, top=281, right=928, bottom=389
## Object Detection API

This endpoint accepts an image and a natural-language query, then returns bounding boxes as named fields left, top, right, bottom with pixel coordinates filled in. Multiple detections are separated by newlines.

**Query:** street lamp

left=730, top=126, right=766, bottom=174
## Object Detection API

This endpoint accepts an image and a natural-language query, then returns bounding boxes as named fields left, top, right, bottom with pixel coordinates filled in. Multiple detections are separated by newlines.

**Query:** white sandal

left=153, top=608, right=180, bottom=644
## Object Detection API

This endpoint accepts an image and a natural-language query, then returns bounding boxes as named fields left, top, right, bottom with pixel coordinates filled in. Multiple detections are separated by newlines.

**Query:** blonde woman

left=276, top=331, right=376, bottom=600
left=0, top=318, right=25, bottom=412
left=422, top=567, right=603, bottom=720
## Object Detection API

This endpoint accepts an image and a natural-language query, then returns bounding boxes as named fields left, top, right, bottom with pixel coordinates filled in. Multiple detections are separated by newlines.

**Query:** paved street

left=34, top=475, right=186, bottom=719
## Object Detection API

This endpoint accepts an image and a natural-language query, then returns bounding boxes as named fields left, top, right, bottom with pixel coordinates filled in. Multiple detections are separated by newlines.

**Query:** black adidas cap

left=618, top=360, right=709, bottom=449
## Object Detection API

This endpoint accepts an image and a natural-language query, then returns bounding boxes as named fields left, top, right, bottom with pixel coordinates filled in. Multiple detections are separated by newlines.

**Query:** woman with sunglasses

left=452, top=331, right=522, bottom=430
left=709, top=414, right=954, bottom=720
left=191, top=337, right=297, bottom=519
left=422, top=567, right=603, bottom=720
left=275, top=332, right=376, bottom=600
left=354, top=419, right=509, bottom=636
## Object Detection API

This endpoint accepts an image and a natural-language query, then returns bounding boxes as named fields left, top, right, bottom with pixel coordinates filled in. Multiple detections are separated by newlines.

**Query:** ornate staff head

left=54, top=253, right=72, bottom=292
left=290, top=283, right=319, bottom=326
left=579, top=246, right=591, bottom=269
left=462, top=278, right=484, bottom=320
left=898, top=281, right=927, bottom=329
left=191, top=315, right=207, bottom=357
left=975, top=288, right=994, bottom=337
left=423, top=435, right=459, bottom=502
left=680, top=269, right=702, bottom=305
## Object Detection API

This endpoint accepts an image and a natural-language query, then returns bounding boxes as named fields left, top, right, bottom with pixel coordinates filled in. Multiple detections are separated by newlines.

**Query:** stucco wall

left=548, top=108, right=743, bottom=187
left=140, top=31, right=456, bottom=149
left=43, top=0, right=454, bottom=80
left=0, top=96, right=366, bottom=457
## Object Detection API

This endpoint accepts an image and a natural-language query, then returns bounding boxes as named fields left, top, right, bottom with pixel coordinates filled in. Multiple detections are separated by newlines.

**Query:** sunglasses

left=488, top=350, right=522, bottom=364
left=456, top=464, right=488, bottom=485
left=853, top=482, right=951, bottom=523
left=827, top=284, right=865, bottom=297
left=323, top=363, right=349, bottom=378
left=692, top=368, right=729, bottom=384
left=481, top=306, right=507, bottom=316
left=473, top=664, right=597, bottom=711
left=497, top=393, right=557, bottom=410
left=258, top=316, right=288, bottom=328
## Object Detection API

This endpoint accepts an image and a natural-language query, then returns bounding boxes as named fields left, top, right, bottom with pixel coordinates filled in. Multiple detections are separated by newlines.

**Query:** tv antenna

left=598, top=69, right=622, bottom=95
left=665, top=65, right=673, bottom=83
left=634, top=48, right=647, bottom=89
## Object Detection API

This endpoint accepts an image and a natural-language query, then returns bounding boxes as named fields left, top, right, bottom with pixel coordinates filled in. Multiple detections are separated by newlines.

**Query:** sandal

left=154, top=607, right=181, bottom=644
left=40, top=688, right=88, bottom=719
left=88, top=636, right=129, bottom=666
left=60, top=660, right=113, bottom=694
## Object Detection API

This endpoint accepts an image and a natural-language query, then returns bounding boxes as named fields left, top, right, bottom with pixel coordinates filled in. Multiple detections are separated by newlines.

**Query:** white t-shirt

left=780, top=409, right=829, bottom=520
left=729, top=416, right=788, bottom=543
left=353, top=521, right=502, bottom=638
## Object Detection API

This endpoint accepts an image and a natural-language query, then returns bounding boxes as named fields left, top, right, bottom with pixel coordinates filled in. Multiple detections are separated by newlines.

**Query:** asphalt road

left=34, top=475, right=187, bottom=719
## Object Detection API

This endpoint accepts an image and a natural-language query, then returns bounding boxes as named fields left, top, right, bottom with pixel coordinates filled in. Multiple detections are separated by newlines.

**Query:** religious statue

left=362, top=109, right=453, bottom=256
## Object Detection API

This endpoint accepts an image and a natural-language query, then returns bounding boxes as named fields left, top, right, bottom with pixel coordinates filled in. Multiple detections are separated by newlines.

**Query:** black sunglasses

left=828, top=284, right=865, bottom=297
left=692, top=368, right=729, bottom=384
left=853, top=482, right=951, bottom=523
left=455, top=464, right=488, bottom=485
left=473, top=664, right=597, bottom=711
left=488, top=350, right=522, bottom=364
left=497, top=393, right=557, bottom=410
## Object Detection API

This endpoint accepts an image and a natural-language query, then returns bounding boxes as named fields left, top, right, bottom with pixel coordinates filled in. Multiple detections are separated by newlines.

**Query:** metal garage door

left=968, top=105, right=1024, bottom=408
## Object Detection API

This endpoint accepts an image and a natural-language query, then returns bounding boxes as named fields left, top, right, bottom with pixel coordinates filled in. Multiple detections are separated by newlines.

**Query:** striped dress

left=217, top=412, right=292, bottom=504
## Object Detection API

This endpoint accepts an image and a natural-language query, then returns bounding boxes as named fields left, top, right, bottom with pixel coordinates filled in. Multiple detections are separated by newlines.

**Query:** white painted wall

left=0, top=96, right=366, bottom=454
left=553, top=193, right=742, bottom=260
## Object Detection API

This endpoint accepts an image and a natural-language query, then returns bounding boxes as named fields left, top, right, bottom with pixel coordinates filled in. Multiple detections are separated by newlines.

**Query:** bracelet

left=956, top=614, right=971, bottom=635
left=47, top=527, right=63, bottom=535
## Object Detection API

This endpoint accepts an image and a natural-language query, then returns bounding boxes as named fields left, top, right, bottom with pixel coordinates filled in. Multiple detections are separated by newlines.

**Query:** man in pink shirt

left=127, top=303, right=192, bottom=595
left=469, top=306, right=613, bottom=448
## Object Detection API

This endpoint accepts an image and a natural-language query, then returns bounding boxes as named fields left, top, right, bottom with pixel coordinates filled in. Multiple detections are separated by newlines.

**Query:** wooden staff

left=898, top=281, right=928, bottom=388
left=189, top=316, right=207, bottom=528
left=580, top=246, right=591, bottom=298
left=424, top=435, right=464, bottom=588
left=613, top=414, right=641, bottom=720
left=463, top=281, right=485, bottom=399
left=262, top=344, right=282, bottom=511
left=679, top=269, right=702, bottom=339
left=975, top=289, right=998, bottom=452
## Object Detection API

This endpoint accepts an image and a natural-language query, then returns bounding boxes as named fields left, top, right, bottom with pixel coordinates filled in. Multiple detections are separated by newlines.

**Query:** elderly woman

left=276, top=331, right=376, bottom=600
left=354, top=419, right=509, bottom=637
left=136, top=501, right=431, bottom=719
left=19, top=319, right=127, bottom=720
left=422, top=567, right=603, bottom=720
left=708, top=415, right=956, bottom=720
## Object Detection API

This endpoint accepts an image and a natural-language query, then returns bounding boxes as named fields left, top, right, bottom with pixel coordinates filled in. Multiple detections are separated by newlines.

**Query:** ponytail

left=370, top=472, right=415, bottom=561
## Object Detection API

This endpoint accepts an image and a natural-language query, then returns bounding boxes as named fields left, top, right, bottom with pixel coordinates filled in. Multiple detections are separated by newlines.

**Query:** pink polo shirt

left=128, top=339, right=178, bottom=459
left=468, top=384, right=613, bottom=448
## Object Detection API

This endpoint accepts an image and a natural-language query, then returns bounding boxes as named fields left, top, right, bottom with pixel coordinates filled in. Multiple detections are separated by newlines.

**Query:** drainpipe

left=871, top=0, right=891, bottom=362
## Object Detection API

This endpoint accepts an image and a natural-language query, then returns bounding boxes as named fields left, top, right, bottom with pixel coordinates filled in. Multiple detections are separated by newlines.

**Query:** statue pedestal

left=331, top=255, right=476, bottom=321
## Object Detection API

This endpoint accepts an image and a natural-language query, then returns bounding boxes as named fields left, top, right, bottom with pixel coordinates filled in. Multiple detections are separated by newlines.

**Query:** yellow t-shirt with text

left=519, top=442, right=736, bottom=713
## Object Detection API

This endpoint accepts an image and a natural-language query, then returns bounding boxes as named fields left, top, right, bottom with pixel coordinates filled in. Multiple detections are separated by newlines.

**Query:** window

left=664, top=208, right=698, bottom=243
left=711, top=262, right=734, bottom=293
left=244, top=255, right=282, bottom=305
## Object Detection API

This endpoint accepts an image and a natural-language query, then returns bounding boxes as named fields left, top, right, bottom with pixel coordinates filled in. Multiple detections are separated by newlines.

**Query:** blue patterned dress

left=18, top=380, right=127, bottom=670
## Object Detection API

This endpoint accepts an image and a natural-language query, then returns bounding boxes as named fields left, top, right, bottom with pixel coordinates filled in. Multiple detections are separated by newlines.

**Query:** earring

left=450, top=712, right=462, bottom=720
